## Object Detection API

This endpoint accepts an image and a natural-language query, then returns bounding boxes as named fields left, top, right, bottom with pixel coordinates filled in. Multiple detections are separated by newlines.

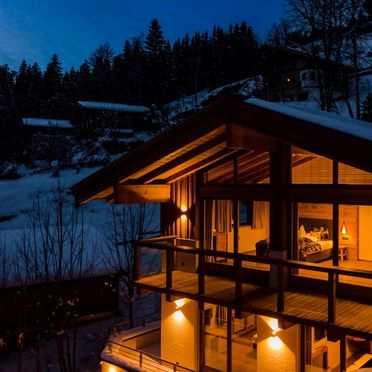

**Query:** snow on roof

left=246, top=98, right=372, bottom=142
left=22, top=118, right=73, bottom=129
left=78, top=101, right=150, bottom=113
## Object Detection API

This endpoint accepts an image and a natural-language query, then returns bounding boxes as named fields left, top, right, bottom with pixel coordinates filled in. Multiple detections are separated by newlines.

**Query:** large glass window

left=292, top=147, right=333, bottom=184
left=338, top=163, right=372, bottom=184
left=204, top=305, right=257, bottom=371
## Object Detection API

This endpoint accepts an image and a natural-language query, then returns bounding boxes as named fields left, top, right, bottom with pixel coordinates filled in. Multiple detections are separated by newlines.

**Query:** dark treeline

left=0, top=19, right=260, bottom=123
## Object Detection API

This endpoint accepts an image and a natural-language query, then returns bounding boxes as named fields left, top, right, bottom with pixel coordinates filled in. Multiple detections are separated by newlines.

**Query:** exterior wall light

left=175, top=298, right=186, bottom=309
left=180, top=205, right=188, bottom=222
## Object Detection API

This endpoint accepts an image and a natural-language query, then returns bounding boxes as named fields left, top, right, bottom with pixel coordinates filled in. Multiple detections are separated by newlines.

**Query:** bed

left=298, top=218, right=333, bottom=263
left=255, top=218, right=333, bottom=263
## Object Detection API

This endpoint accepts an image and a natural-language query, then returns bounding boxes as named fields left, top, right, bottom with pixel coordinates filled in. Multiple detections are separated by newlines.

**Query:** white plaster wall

left=257, top=316, right=300, bottom=372
left=161, top=295, right=198, bottom=370
left=101, top=361, right=127, bottom=372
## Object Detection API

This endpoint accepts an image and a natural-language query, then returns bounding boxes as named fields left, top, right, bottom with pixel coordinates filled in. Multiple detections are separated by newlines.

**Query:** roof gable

left=71, top=96, right=372, bottom=205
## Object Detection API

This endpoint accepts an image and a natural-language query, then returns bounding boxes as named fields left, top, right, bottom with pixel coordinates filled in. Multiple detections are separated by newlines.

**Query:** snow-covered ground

left=0, top=167, right=99, bottom=230
left=0, top=166, right=159, bottom=286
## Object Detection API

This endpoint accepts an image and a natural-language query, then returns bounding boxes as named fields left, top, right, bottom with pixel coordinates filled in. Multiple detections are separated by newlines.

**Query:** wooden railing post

left=328, top=271, right=336, bottom=323
left=277, top=263, right=285, bottom=313
left=198, top=250, right=205, bottom=307
left=166, top=247, right=173, bottom=302
left=235, top=257, right=242, bottom=316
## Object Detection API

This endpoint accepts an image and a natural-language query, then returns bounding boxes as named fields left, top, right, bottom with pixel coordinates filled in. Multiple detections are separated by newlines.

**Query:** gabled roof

left=78, top=101, right=150, bottom=114
left=71, top=95, right=372, bottom=205
left=22, top=118, right=73, bottom=129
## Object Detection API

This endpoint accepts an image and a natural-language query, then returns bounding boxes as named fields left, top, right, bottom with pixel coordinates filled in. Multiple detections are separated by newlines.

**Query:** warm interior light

left=180, top=214, right=187, bottom=222
left=180, top=205, right=187, bottom=213
left=108, top=365, right=117, bottom=372
left=341, top=221, right=347, bottom=235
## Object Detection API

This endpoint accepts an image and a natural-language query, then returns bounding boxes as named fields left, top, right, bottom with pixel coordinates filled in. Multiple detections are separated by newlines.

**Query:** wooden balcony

left=134, top=237, right=372, bottom=340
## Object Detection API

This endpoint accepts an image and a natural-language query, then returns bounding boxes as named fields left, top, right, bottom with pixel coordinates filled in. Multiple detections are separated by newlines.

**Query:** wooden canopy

left=71, top=95, right=372, bottom=205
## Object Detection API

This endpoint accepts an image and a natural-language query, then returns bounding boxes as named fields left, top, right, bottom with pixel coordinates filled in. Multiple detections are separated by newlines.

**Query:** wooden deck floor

left=136, top=271, right=372, bottom=338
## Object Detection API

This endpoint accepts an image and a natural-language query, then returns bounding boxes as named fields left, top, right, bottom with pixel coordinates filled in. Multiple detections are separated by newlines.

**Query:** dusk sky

left=0, top=0, right=285, bottom=71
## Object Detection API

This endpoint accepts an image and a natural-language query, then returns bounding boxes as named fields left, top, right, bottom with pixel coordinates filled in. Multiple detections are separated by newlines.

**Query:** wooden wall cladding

left=160, top=174, right=196, bottom=239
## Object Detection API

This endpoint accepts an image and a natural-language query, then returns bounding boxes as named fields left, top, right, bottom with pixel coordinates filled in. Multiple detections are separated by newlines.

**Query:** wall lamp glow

left=180, top=205, right=188, bottom=222
left=268, top=318, right=281, bottom=335
left=174, top=298, right=186, bottom=310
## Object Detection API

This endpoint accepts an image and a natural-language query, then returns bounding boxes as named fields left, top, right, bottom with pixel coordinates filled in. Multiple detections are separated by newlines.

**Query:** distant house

left=22, top=118, right=74, bottom=163
left=73, top=100, right=157, bottom=136
left=22, top=118, right=74, bottom=134
left=262, top=46, right=352, bottom=102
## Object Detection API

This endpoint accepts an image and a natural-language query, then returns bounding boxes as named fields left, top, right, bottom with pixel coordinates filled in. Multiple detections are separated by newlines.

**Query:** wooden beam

left=164, top=148, right=238, bottom=183
left=114, top=184, right=171, bottom=203
left=197, top=184, right=271, bottom=201
left=270, top=144, right=291, bottom=252
left=136, top=134, right=227, bottom=184
left=230, top=99, right=372, bottom=174
left=227, top=123, right=279, bottom=151
left=287, top=184, right=372, bottom=204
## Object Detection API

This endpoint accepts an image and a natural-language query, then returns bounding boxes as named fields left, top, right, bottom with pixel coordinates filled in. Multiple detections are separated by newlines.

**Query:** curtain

left=215, top=200, right=232, bottom=233
left=253, top=201, right=269, bottom=233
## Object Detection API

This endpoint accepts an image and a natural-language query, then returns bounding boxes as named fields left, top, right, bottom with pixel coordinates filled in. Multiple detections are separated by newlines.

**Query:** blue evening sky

left=0, top=0, right=285, bottom=70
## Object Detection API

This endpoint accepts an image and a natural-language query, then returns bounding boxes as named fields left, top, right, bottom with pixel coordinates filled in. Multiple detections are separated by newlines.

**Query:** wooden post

left=235, top=257, right=242, bottom=310
left=328, top=271, right=336, bottom=323
left=233, top=156, right=242, bottom=317
left=300, top=324, right=306, bottom=372
left=166, top=247, right=173, bottom=302
left=340, top=334, right=346, bottom=372
left=277, top=263, right=285, bottom=312
left=269, top=144, right=291, bottom=252
left=333, top=161, right=340, bottom=267
left=198, top=307, right=205, bottom=371
left=227, top=307, right=232, bottom=372
left=198, top=187, right=205, bottom=309
left=198, top=252, right=205, bottom=308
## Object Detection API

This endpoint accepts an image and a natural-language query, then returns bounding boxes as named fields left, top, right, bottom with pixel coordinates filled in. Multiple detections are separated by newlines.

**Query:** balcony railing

left=135, top=237, right=372, bottom=325
left=105, top=328, right=194, bottom=372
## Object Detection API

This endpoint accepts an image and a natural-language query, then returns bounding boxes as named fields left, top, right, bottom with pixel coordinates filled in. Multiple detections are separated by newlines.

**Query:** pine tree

left=42, top=54, right=63, bottom=117
left=43, top=54, right=63, bottom=98
left=76, top=61, right=91, bottom=100
left=364, top=0, right=372, bottom=18
left=362, top=93, right=372, bottom=122
left=144, top=19, right=168, bottom=105
left=88, top=42, right=114, bottom=101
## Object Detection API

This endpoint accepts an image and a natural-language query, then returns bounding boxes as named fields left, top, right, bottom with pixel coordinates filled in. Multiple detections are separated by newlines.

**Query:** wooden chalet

left=72, top=100, right=155, bottom=135
left=262, top=46, right=352, bottom=102
left=72, top=95, right=372, bottom=372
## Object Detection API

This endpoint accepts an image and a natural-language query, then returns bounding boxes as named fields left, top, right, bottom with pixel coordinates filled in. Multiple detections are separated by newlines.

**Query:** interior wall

left=359, top=206, right=372, bottom=261
left=227, top=226, right=268, bottom=253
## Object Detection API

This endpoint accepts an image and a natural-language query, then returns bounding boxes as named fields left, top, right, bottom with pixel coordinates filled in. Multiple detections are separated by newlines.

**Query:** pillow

left=306, top=233, right=319, bottom=242
left=299, top=225, right=306, bottom=238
